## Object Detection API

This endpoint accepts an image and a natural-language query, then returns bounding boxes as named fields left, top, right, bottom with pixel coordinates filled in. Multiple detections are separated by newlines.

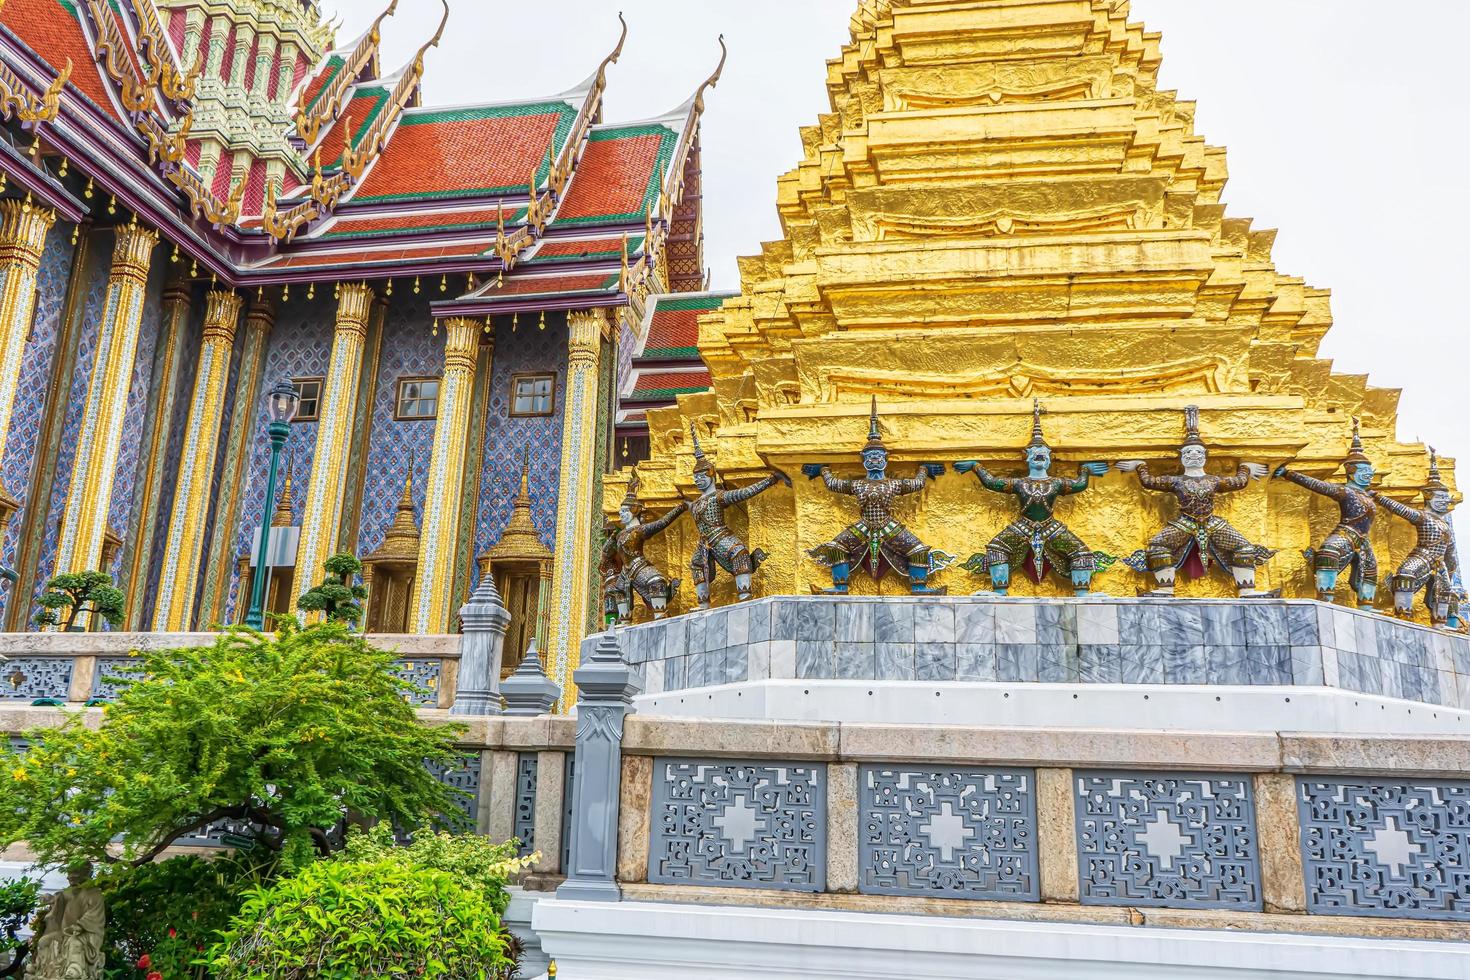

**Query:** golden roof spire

left=271, top=450, right=296, bottom=527
left=483, top=451, right=552, bottom=565
left=366, top=457, right=421, bottom=563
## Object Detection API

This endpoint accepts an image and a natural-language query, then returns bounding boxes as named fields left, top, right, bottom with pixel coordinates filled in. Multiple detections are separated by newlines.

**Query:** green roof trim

left=325, top=86, right=389, bottom=167
left=304, top=56, right=346, bottom=113
left=349, top=101, right=580, bottom=205
left=554, top=123, right=680, bottom=227
left=525, top=235, right=646, bottom=265
left=321, top=207, right=530, bottom=241
left=642, top=345, right=700, bottom=359
left=634, top=383, right=710, bottom=401
left=652, top=294, right=735, bottom=313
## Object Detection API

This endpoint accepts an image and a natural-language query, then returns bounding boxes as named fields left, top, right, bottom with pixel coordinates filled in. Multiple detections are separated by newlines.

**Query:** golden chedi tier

left=607, top=0, right=1460, bottom=620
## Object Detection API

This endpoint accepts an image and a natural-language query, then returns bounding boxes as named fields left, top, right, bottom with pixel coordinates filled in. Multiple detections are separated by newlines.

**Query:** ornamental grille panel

left=561, top=755, right=575, bottom=872
left=392, top=659, right=442, bottom=706
left=649, top=758, right=826, bottom=892
left=1075, top=771, right=1262, bottom=910
left=515, top=752, right=539, bottom=858
left=427, top=751, right=482, bottom=832
left=90, top=657, right=144, bottom=701
left=859, top=766, right=1039, bottom=901
left=1297, top=777, right=1470, bottom=921
left=0, top=658, right=72, bottom=701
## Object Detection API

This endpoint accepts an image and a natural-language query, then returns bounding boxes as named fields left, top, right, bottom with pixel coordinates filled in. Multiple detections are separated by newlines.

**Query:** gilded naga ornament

left=598, top=474, right=686, bottom=624
left=688, top=423, right=790, bottom=609
left=803, top=397, right=949, bottom=595
left=1118, top=405, right=1275, bottom=597
left=956, top=401, right=1111, bottom=596
left=1274, top=418, right=1379, bottom=605
left=1373, top=450, right=1463, bottom=628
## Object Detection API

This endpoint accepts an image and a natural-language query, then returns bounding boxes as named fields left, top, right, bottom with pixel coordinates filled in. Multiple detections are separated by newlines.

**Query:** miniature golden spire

left=271, top=450, right=296, bottom=527
left=385, top=460, right=419, bottom=541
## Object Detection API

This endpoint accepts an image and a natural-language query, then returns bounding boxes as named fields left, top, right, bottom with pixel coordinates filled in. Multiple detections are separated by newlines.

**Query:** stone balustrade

left=0, top=632, right=461, bottom=708
left=5, top=705, right=1468, bottom=934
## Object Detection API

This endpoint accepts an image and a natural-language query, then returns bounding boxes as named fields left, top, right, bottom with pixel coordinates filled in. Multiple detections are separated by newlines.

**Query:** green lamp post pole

left=244, top=380, right=300, bottom=630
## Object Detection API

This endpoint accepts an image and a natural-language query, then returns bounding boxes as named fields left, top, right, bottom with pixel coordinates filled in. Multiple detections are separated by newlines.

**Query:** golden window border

left=292, top=376, right=325, bottom=423
left=509, top=371, right=557, bottom=418
left=394, top=375, right=442, bottom=422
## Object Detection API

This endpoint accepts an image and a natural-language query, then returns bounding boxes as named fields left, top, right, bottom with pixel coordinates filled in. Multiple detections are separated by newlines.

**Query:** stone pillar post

left=411, top=317, right=484, bottom=633
left=557, top=630, right=642, bottom=902
left=54, top=222, right=158, bottom=580
left=501, top=639, right=560, bottom=715
left=204, top=15, right=230, bottom=79
left=546, top=309, right=606, bottom=709
left=153, top=290, right=243, bottom=630
left=0, top=199, right=56, bottom=500
left=250, top=31, right=278, bottom=102
left=122, top=277, right=192, bottom=628
left=181, top=7, right=207, bottom=72
left=295, top=282, right=372, bottom=593
left=452, top=572, right=509, bottom=716
left=227, top=23, right=254, bottom=91
left=275, top=42, right=298, bottom=103
left=198, top=297, right=273, bottom=626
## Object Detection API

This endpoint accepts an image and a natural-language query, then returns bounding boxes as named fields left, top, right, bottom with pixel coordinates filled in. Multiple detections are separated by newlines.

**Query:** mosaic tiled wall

left=137, top=283, right=206, bottom=627
left=0, top=221, right=75, bottom=616
left=354, top=297, right=439, bottom=557
left=471, top=312, right=567, bottom=586
left=29, top=230, right=116, bottom=610
left=223, top=295, right=334, bottom=621
left=103, top=257, right=169, bottom=581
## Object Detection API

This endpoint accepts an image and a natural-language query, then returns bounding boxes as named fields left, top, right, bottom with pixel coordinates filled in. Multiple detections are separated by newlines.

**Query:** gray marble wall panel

left=594, top=597, right=1466, bottom=707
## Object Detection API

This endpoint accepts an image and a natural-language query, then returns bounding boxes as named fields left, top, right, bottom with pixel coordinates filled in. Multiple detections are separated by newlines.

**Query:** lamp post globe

left=244, top=380, right=299, bottom=629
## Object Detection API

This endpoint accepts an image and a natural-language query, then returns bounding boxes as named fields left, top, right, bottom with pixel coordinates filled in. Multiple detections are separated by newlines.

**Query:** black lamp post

left=244, top=380, right=300, bottom=630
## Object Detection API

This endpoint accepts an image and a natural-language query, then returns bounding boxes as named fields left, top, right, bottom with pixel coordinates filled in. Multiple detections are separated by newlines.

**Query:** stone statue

left=687, top=424, right=790, bottom=609
left=1274, top=418, right=1379, bottom=605
left=1117, top=405, right=1274, bottom=597
left=803, top=397, right=949, bottom=595
left=598, top=474, right=686, bottom=624
left=1373, top=449, right=1463, bottom=628
left=955, top=400, right=1111, bottom=596
left=27, top=864, right=105, bottom=980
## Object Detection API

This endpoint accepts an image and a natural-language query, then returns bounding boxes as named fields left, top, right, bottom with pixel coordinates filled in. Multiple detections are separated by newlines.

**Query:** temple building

left=0, top=0, right=721, bottom=692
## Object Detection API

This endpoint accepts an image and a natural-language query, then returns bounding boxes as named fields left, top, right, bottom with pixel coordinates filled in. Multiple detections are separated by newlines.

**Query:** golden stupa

left=611, top=0, right=1456, bottom=612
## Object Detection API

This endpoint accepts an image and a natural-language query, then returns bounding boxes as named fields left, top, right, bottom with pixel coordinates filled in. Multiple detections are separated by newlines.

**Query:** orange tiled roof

left=485, top=271, right=620, bottom=297
left=297, top=53, right=344, bottom=113
left=351, top=101, right=578, bottom=203
left=256, top=240, right=492, bottom=269
left=555, top=123, right=677, bottom=225
left=526, top=235, right=641, bottom=265
left=642, top=293, right=731, bottom=359
left=322, top=206, right=526, bottom=240
left=311, top=87, right=389, bottom=166
left=5, top=0, right=121, bottom=119
left=629, top=368, right=712, bottom=400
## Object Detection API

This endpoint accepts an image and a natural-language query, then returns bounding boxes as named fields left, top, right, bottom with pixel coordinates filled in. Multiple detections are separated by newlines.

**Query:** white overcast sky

left=344, top=0, right=1470, bottom=467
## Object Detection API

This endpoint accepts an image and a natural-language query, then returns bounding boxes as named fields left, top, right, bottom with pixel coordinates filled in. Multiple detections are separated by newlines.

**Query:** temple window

left=292, top=377, right=323, bottom=422
left=395, top=377, right=441, bottom=420
left=510, top=373, right=556, bottom=417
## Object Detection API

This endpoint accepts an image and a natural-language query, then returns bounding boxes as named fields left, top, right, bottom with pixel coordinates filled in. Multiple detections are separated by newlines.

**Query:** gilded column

left=197, top=298, right=274, bottom=625
left=122, top=278, right=192, bottom=628
left=152, top=290, right=243, bottom=630
left=411, top=317, right=485, bottom=634
left=53, top=222, right=158, bottom=578
left=295, top=282, right=372, bottom=592
left=0, top=199, right=56, bottom=501
left=546, top=308, right=607, bottom=708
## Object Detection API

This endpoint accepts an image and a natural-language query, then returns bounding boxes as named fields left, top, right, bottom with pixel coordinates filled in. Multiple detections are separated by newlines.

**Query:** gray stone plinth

left=579, top=597, right=1470, bottom=711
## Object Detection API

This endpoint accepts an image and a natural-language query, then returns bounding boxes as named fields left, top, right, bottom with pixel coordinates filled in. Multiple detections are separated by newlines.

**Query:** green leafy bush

left=0, top=876, right=39, bottom=971
left=206, top=857, right=511, bottom=979
left=341, top=825, right=535, bottom=918
left=0, top=622, right=466, bottom=871
left=98, top=855, right=264, bottom=980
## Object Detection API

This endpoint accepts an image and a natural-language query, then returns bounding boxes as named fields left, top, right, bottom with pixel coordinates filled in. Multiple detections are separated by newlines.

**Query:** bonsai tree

left=296, top=552, right=368, bottom=627
left=33, top=571, right=125, bottom=631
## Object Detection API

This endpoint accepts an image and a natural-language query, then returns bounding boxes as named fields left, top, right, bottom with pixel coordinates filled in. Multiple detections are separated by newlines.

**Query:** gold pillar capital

left=0, top=199, right=56, bottom=258
left=202, top=289, right=243, bottom=344
left=567, top=308, right=608, bottom=363
left=442, top=317, right=482, bottom=370
left=110, top=223, right=159, bottom=282
left=245, top=295, right=277, bottom=333
left=335, top=282, right=374, bottom=338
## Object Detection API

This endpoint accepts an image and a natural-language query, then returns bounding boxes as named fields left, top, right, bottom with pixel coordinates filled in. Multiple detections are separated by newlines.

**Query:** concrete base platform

left=532, top=899, right=1470, bottom=980
left=636, top=678, right=1470, bottom=735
